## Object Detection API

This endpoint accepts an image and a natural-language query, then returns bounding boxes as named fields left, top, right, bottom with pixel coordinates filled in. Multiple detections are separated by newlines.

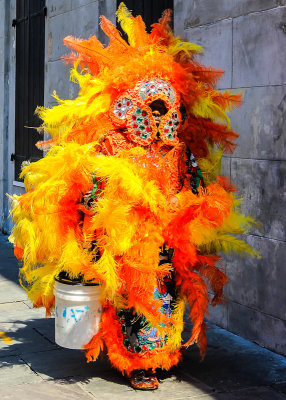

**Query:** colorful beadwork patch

left=118, top=310, right=167, bottom=353
left=109, top=77, right=182, bottom=146
left=113, top=97, right=133, bottom=119
left=131, top=107, right=151, bottom=138
left=160, top=111, right=181, bottom=145
left=126, top=105, right=156, bottom=146
left=186, top=150, right=204, bottom=194
left=82, top=174, right=104, bottom=210
left=139, top=78, right=176, bottom=105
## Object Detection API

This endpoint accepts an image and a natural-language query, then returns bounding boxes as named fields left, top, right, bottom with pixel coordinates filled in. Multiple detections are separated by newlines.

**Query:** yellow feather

left=167, top=40, right=203, bottom=56
left=192, top=95, right=231, bottom=129
left=198, top=146, right=223, bottom=186
left=167, top=297, right=186, bottom=351
left=116, top=2, right=136, bottom=47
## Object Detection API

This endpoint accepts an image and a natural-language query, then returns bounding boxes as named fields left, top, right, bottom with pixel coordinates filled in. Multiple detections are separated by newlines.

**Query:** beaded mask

left=110, top=78, right=182, bottom=146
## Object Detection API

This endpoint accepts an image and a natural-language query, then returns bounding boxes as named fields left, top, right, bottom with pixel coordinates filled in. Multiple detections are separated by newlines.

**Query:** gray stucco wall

left=0, top=0, right=19, bottom=234
left=0, top=0, right=6, bottom=231
left=45, top=0, right=116, bottom=110
left=174, top=0, right=286, bottom=355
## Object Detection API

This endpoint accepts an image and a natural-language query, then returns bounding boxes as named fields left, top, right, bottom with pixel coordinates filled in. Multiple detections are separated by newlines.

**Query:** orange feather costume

left=9, top=3, right=257, bottom=375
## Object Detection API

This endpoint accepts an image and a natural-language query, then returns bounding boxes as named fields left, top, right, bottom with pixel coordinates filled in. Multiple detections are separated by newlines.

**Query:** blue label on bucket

left=59, top=305, right=90, bottom=323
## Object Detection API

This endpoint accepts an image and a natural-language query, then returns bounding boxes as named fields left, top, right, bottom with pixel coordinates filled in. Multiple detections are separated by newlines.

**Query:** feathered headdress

left=36, top=2, right=241, bottom=156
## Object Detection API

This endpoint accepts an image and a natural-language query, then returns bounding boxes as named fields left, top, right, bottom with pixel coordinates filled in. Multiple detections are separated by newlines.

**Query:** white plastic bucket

left=54, top=279, right=102, bottom=349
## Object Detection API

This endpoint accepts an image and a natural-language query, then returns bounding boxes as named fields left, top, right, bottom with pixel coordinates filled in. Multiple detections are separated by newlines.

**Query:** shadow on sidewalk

left=0, top=234, right=20, bottom=285
left=0, top=316, right=286, bottom=397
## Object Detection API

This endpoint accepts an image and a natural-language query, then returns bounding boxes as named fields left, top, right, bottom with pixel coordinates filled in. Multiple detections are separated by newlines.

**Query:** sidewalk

left=0, top=233, right=285, bottom=400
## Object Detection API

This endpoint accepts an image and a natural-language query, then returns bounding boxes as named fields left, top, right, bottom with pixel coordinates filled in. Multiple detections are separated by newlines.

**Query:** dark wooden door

left=117, top=0, right=173, bottom=32
left=13, top=0, right=46, bottom=181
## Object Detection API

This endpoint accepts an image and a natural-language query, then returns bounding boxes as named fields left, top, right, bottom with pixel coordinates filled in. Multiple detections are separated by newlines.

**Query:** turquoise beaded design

left=131, top=107, right=152, bottom=141
left=162, top=112, right=180, bottom=141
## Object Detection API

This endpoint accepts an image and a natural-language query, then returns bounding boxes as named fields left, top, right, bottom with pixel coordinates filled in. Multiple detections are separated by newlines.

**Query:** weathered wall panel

left=0, top=0, right=5, bottom=228
left=225, top=235, right=286, bottom=321
left=183, top=20, right=232, bottom=89
left=175, top=0, right=286, bottom=354
left=46, top=60, right=79, bottom=102
left=44, top=0, right=116, bottom=107
left=228, top=301, right=286, bottom=355
left=231, top=159, right=286, bottom=241
left=230, top=86, right=286, bottom=160
left=0, top=0, right=13, bottom=232
left=48, top=0, right=72, bottom=17
left=47, top=2, right=99, bottom=62
left=233, top=8, right=286, bottom=87
left=175, top=0, right=279, bottom=30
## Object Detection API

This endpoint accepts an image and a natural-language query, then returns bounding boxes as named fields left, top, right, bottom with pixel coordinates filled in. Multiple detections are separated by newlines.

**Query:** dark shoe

left=128, top=369, right=159, bottom=390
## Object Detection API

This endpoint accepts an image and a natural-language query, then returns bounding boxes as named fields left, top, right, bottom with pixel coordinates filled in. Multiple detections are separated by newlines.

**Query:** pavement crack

left=19, top=355, right=45, bottom=381
left=32, top=327, right=56, bottom=345
left=76, top=382, right=98, bottom=399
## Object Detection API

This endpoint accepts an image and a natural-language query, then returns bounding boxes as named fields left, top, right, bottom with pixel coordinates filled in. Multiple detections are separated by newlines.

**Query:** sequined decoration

left=131, top=107, right=152, bottom=141
left=139, top=79, right=176, bottom=105
left=162, top=112, right=180, bottom=141
left=186, top=150, right=204, bottom=194
left=82, top=174, right=104, bottom=210
left=117, top=310, right=167, bottom=353
left=118, top=248, right=175, bottom=354
left=113, top=97, right=133, bottom=119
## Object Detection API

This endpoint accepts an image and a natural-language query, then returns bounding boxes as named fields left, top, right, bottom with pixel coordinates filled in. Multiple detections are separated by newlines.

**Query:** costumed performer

left=9, top=3, right=258, bottom=391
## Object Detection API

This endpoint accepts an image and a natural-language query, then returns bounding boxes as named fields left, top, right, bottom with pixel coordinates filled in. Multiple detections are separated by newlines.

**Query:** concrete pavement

left=0, top=233, right=285, bottom=399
